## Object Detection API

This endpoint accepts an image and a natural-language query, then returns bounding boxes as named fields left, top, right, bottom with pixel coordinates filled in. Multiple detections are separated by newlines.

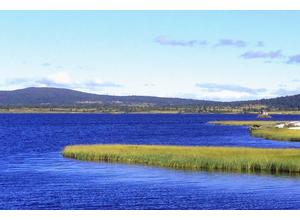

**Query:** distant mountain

left=230, top=94, right=300, bottom=110
left=0, top=87, right=299, bottom=111
left=0, top=87, right=218, bottom=107
left=248, top=95, right=300, bottom=109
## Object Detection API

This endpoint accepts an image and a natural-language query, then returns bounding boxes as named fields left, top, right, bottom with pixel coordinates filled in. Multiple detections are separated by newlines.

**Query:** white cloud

left=4, top=72, right=123, bottom=93
left=46, top=72, right=74, bottom=85
left=193, top=83, right=273, bottom=101
left=198, top=90, right=262, bottom=101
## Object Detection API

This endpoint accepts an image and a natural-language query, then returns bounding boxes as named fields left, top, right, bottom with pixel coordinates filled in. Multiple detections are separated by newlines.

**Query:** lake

left=1, top=113, right=300, bottom=209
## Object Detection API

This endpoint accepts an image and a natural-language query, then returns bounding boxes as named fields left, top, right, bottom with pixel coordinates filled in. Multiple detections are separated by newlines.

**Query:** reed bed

left=63, top=144, right=300, bottom=175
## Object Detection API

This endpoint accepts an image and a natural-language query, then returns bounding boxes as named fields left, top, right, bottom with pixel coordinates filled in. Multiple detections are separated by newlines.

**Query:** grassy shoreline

left=63, top=144, right=300, bottom=175
left=210, top=120, right=281, bottom=126
left=210, top=120, right=300, bottom=142
left=251, top=128, right=300, bottom=142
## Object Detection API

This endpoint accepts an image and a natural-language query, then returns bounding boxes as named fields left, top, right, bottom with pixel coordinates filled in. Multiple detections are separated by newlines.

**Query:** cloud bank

left=287, top=54, right=300, bottom=64
left=155, top=36, right=207, bottom=47
left=194, top=83, right=271, bottom=101
left=272, top=88, right=300, bottom=96
left=240, top=50, right=283, bottom=59
left=195, top=83, right=266, bottom=95
left=155, top=35, right=300, bottom=65
left=194, top=82, right=300, bottom=101
left=215, top=39, right=247, bottom=48
left=5, top=72, right=123, bottom=92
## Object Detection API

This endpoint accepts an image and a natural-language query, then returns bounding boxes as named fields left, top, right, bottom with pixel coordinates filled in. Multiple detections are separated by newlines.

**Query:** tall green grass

left=211, top=120, right=300, bottom=142
left=251, top=127, right=300, bottom=142
left=63, top=144, right=300, bottom=175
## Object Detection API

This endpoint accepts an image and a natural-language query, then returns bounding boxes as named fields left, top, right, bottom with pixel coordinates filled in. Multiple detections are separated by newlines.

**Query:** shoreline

left=1, top=111, right=300, bottom=115
left=211, top=120, right=300, bottom=142
left=62, top=144, right=300, bottom=175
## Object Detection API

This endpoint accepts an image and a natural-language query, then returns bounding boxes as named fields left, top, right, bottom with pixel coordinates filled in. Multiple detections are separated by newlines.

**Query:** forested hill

left=235, top=94, right=300, bottom=110
left=0, top=87, right=218, bottom=107
left=0, top=87, right=299, bottom=112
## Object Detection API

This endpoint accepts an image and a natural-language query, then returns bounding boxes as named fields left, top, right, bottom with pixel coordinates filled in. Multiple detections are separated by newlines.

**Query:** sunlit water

left=1, top=113, right=300, bottom=209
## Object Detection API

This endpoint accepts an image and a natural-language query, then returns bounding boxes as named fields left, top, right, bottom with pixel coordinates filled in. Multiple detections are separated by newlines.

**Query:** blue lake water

left=1, top=113, right=300, bottom=210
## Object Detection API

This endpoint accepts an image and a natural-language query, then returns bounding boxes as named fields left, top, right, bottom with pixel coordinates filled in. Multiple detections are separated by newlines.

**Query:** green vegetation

left=268, top=111, right=300, bottom=115
left=251, top=127, right=300, bottom=142
left=4, top=107, right=300, bottom=114
left=63, top=144, right=300, bottom=175
left=0, top=106, right=268, bottom=114
left=211, top=120, right=300, bottom=142
left=210, top=120, right=281, bottom=126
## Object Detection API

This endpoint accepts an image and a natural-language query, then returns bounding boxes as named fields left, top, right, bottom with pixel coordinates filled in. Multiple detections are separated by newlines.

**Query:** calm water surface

left=1, top=113, right=300, bottom=209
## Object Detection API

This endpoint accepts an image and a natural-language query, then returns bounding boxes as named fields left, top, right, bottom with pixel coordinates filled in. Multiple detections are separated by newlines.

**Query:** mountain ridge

left=0, top=87, right=219, bottom=106
left=0, top=87, right=299, bottom=112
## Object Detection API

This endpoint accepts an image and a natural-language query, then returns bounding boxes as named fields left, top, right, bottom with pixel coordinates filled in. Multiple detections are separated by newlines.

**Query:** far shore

left=2, top=108, right=300, bottom=115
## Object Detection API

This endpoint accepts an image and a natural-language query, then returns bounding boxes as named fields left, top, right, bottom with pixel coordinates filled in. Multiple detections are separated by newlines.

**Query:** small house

left=257, top=109, right=271, bottom=118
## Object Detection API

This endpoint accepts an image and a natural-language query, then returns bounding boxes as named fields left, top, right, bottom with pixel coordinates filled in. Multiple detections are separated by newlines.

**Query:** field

left=63, top=144, right=300, bottom=175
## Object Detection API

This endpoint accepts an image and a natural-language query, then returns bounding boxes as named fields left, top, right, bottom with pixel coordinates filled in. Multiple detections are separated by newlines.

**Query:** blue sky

left=0, top=11, right=300, bottom=101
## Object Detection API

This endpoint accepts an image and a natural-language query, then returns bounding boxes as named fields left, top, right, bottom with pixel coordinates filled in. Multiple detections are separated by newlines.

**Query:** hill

left=248, top=95, right=300, bottom=109
left=0, top=87, right=299, bottom=113
left=0, top=87, right=218, bottom=107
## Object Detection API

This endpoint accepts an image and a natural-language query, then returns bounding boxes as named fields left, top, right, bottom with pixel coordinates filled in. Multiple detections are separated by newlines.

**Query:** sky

left=0, top=11, right=300, bottom=101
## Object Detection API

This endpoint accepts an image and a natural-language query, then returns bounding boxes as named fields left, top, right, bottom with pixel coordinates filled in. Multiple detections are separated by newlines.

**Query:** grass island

left=63, top=144, right=300, bottom=175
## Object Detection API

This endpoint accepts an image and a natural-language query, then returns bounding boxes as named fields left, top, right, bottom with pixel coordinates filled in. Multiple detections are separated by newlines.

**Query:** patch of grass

left=251, top=127, right=300, bottom=142
left=62, top=144, right=300, bottom=175
left=211, top=120, right=300, bottom=142
left=210, top=120, right=282, bottom=126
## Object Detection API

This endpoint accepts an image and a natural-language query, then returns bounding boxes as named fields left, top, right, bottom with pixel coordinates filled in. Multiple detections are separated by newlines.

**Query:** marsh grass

left=251, top=128, right=300, bottom=142
left=63, top=144, right=300, bottom=175
left=210, top=121, right=282, bottom=126
left=211, top=120, right=300, bottom=142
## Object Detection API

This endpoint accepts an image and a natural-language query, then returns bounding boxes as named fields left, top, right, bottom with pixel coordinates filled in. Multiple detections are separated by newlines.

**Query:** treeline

left=0, top=104, right=276, bottom=113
